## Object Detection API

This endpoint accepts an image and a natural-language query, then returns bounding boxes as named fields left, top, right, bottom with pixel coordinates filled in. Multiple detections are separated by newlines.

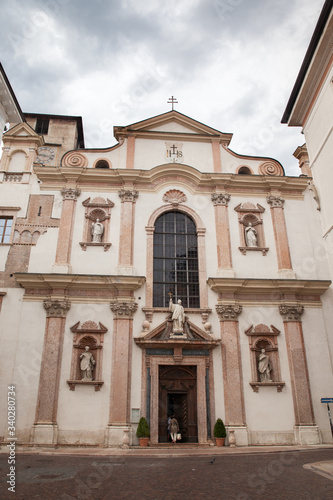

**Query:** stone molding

left=279, top=304, right=304, bottom=322
left=110, top=301, right=138, bottom=318
left=211, top=193, right=231, bottom=206
left=216, top=304, right=242, bottom=321
left=61, top=188, right=81, bottom=200
left=267, top=195, right=285, bottom=208
left=118, top=189, right=139, bottom=202
left=43, top=299, right=71, bottom=318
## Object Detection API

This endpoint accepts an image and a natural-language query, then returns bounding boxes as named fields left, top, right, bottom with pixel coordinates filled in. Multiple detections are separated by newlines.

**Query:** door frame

left=150, top=356, right=208, bottom=444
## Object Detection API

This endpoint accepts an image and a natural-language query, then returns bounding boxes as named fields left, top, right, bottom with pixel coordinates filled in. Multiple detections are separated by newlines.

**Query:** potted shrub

left=214, top=418, right=226, bottom=447
left=136, top=417, right=150, bottom=447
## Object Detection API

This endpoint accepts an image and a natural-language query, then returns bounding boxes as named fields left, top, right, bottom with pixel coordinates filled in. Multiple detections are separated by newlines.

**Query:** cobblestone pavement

left=0, top=448, right=333, bottom=499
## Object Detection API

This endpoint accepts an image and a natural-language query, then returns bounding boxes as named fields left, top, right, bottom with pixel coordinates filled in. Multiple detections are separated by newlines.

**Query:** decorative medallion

left=163, top=189, right=187, bottom=205
left=62, top=151, right=88, bottom=168
left=258, top=161, right=284, bottom=176
left=165, top=142, right=183, bottom=163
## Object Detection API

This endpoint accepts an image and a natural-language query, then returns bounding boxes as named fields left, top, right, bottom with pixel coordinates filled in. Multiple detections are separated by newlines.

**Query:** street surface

left=0, top=448, right=332, bottom=499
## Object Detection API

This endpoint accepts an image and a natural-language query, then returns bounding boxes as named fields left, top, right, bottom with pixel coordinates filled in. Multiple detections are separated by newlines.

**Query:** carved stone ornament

left=279, top=304, right=304, bottom=322
left=258, top=161, right=284, bottom=177
left=62, top=151, right=88, bottom=168
left=110, top=301, right=138, bottom=318
left=211, top=193, right=231, bottom=206
left=43, top=299, right=71, bottom=318
left=61, top=188, right=81, bottom=200
left=163, top=189, right=187, bottom=205
left=216, top=304, right=242, bottom=321
left=267, top=195, right=285, bottom=208
left=118, top=190, right=139, bottom=202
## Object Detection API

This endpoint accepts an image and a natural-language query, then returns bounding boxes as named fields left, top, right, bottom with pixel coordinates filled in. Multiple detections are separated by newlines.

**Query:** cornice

left=32, top=165, right=309, bottom=198
left=14, top=273, right=146, bottom=297
left=207, top=278, right=331, bottom=302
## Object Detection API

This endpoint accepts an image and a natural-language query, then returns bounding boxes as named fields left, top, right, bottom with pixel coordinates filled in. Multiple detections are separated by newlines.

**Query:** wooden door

left=158, top=366, right=197, bottom=443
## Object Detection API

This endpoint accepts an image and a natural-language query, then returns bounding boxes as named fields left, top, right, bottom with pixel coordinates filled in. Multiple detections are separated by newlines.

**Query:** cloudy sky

left=2, top=0, right=325, bottom=175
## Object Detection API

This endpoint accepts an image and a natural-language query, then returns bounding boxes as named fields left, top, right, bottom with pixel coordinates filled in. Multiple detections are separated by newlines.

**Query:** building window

left=0, top=217, right=13, bottom=243
left=153, top=211, right=199, bottom=308
left=95, top=160, right=110, bottom=169
left=35, top=118, right=49, bottom=135
left=238, top=166, right=252, bottom=175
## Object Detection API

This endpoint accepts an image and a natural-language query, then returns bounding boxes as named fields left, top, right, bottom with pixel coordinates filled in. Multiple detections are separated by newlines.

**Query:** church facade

left=0, top=103, right=332, bottom=448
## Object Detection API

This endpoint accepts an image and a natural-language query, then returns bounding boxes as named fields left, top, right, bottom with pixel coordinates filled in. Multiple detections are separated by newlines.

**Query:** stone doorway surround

left=135, top=316, right=220, bottom=445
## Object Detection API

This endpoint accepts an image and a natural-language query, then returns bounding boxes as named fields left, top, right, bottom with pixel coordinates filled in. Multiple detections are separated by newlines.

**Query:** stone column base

left=294, top=425, right=321, bottom=445
left=116, top=266, right=135, bottom=276
left=52, top=263, right=71, bottom=273
left=30, top=424, right=58, bottom=446
left=216, top=268, right=235, bottom=278
left=104, top=425, right=133, bottom=448
left=226, top=426, right=249, bottom=446
left=278, top=269, right=296, bottom=279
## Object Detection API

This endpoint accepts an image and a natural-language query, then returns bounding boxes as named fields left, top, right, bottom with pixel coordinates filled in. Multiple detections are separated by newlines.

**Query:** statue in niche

left=91, top=219, right=104, bottom=243
left=80, top=346, right=96, bottom=381
left=245, top=222, right=257, bottom=247
left=169, top=297, right=185, bottom=334
left=258, top=348, right=272, bottom=382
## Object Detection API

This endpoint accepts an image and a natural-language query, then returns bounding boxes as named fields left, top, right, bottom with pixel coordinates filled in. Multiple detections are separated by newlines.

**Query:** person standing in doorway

left=169, top=415, right=179, bottom=444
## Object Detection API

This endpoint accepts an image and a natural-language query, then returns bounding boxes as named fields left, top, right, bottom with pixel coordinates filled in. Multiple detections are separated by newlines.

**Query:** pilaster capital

left=61, top=188, right=81, bottom=200
left=211, top=193, right=231, bottom=206
left=118, top=190, right=139, bottom=202
left=279, top=304, right=304, bottom=322
left=110, top=301, right=138, bottom=318
left=216, top=303, right=242, bottom=321
left=43, top=299, right=71, bottom=318
left=267, top=195, right=285, bottom=208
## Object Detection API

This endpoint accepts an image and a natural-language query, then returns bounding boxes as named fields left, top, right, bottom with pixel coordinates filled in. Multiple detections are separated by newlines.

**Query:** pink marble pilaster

left=279, top=305, right=315, bottom=425
left=211, top=194, right=233, bottom=271
left=267, top=196, right=292, bottom=271
left=34, top=300, right=71, bottom=424
left=216, top=304, right=246, bottom=426
left=126, top=136, right=135, bottom=169
left=54, top=188, right=80, bottom=268
left=109, top=301, right=138, bottom=424
left=211, top=140, right=222, bottom=173
left=118, top=190, right=138, bottom=269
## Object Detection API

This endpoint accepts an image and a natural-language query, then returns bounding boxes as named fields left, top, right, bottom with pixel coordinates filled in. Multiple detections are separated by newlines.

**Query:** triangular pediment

left=135, top=315, right=220, bottom=350
left=114, top=110, right=233, bottom=144
left=3, top=122, right=44, bottom=146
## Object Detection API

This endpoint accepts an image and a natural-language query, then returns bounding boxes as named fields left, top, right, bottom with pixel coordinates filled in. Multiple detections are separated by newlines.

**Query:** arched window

left=238, top=166, right=252, bottom=175
left=95, top=160, right=109, bottom=169
left=153, top=211, right=199, bottom=308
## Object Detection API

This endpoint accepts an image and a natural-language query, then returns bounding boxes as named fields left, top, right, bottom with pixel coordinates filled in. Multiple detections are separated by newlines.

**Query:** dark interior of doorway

left=168, top=393, right=187, bottom=442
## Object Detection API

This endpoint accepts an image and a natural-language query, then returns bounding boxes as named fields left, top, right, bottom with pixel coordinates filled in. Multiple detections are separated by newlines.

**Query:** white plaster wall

left=70, top=192, right=120, bottom=275
left=285, top=194, right=331, bottom=280
left=133, top=138, right=215, bottom=172
left=28, top=228, right=58, bottom=273
left=239, top=309, right=295, bottom=434
left=229, top=196, right=279, bottom=279
left=57, top=303, right=113, bottom=444
left=83, top=141, right=127, bottom=169
left=304, top=67, right=333, bottom=163
left=0, top=246, right=10, bottom=271
left=0, top=295, right=44, bottom=442
left=302, top=307, right=333, bottom=443
left=220, top=148, right=264, bottom=175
